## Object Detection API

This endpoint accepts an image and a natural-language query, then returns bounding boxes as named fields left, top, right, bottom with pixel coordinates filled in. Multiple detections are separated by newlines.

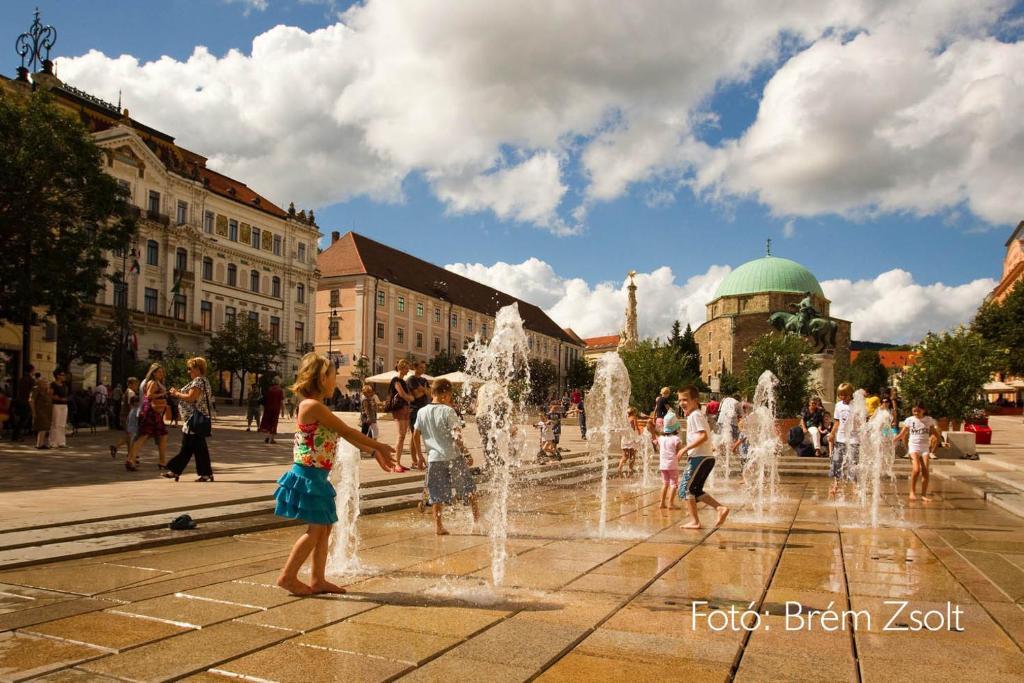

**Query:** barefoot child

left=535, top=412, right=558, bottom=462
left=618, top=407, right=640, bottom=477
left=677, top=387, right=729, bottom=529
left=658, top=412, right=682, bottom=509
left=828, top=383, right=858, bottom=498
left=896, top=402, right=940, bottom=501
left=415, top=379, right=480, bottom=535
left=274, top=353, right=395, bottom=595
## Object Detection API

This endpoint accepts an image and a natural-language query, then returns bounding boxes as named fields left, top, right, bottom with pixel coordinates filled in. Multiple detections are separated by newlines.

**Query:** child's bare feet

left=715, top=506, right=730, bottom=527
left=310, top=580, right=346, bottom=594
left=908, top=492, right=918, bottom=501
left=276, top=576, right=313, bottom=595
left=435, top=526, right=450, bottom=536
left=828, top=485, right=838, bottom=499
left=659, top=502, right=667, bottom=509
left=681, top=520, right=702, bottom=529
left=921, top=495, right=932, bottom=502
left=668, top=504, right=678, bottom=510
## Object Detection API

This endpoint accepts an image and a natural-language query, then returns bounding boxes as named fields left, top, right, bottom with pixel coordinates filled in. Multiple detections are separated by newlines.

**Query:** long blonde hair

left=291, top=352, right=332, bottom=399
left=143, top=363, right=164, bottom=388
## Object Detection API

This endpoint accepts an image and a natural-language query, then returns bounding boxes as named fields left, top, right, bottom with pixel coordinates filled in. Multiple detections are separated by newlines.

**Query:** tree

left=565, top=357, right=595, bottom=392
left=620, top=339, right=701, bottom=412
left=899, top=327, right=994, bottom=422
left=427, top=350, right=465, bottom=376
left=849, top=349, right=889, bottom=394
left=0, top=91, right=136, bottom=371
left=680, top=323, right=701, bottom=378
left=667, top=321, right=684, bottom=352
left=207, top=318, right=285, bottom=404
left=527, top=358, right=558, bottom=406
left=162, top=335, right=190, bottom=390
left=717, top=369, right=741, bottom=397
left=739, top=333, right=819, bottom=418
left=347, top=355, right=370, bottom=391
left=974, top=281, right=1024, bottom=377
left=56, top=317, right=117, bottom=374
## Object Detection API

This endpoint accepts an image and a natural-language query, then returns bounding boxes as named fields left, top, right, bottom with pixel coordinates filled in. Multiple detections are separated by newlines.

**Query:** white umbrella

left=434, top=371, right=483, bottom=385
left=983, top=381, right=1016, bottom=393
left=364, top=370, right=435, bottom=384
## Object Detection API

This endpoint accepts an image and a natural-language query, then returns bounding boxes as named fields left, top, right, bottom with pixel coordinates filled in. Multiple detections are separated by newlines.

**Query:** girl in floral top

left=274, top=353, right=395, bottom=596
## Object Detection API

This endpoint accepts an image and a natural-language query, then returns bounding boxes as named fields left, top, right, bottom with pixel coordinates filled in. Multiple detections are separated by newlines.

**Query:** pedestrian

left=12, top=365, right=34, bottom=442
left=896, top=402, right=941, bottom=502
left=30, top=376, right=53, bottom=449
left=48, top=369, right=70, bottom=448
left=259, top=378, right=284, bottom=444
left=577, top=398, right=587, bottom=439
left=163, top=357, right=215, bottom=482
left=273, top=353, right=395, bottom=595
left=407, top=360, right=430, bottom=470
left=653, top=386, right=671, bottom=431
left=800, top=397, right=825, bottom=456
left=110, top=377, right=139, bottom=459
left=93, top=383, right=108, bottom=428
left=245, top=383, right=263, bottom=431
left=864, top=386, right=881, bottom=417
left=677, top=386, right=729, bottom=530
left=386, top=359, right=415, bottom=472
left=110, top=383, right=123, bottom=429
left=359, top=383, right=379, bottom=441
left=414, top=378, right=480, bottom=535
left=658, top=411, right=682, bottom=509
left=126, top=363, right=169, bottom=471
left=828, top=382, right=859, bottom=498
left=618, top=407, right=640, bottom=477
left=550, top=410, right=562, bottom=454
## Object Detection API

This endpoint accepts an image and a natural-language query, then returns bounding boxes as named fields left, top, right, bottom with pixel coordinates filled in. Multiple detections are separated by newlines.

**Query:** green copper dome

left=713, top=256, right=824, bottom=299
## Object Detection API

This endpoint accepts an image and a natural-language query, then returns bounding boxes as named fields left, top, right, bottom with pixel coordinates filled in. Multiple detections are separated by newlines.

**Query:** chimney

left=331, top=231, right=340, bottom=244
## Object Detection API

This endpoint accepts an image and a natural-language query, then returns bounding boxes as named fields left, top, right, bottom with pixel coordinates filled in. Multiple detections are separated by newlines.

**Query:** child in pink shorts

left=658, top=411, right=683, bottom=509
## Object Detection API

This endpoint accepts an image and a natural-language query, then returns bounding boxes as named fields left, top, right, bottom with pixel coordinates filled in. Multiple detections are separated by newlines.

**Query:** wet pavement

left=0, top=473, right=1022, bottom=682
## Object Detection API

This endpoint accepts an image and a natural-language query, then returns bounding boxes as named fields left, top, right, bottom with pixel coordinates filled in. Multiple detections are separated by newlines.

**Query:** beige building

left=2, top=68, right=320, bottom=397
left=315, top=232, right=584, bottom=394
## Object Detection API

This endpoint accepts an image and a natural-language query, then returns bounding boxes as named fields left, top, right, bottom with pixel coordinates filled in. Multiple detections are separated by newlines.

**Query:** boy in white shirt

left=896, top=402, right=941, bottom=501
left=677, top=387, right=730, bottom=530
left=828, top=383, right=859, bottom=498
left=535, top=412, right=557, bottom=460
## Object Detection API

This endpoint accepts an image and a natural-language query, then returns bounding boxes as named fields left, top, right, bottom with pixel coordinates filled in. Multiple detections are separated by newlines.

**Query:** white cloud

left=782, top=220, right=796, bottom=239
left=55, top=0, right=1021, bottom=233
left=225, top=0, right=268, bottom=15
left=448, top=259, right=994, bottom=345
left=822, top=270, right=996, bottom=343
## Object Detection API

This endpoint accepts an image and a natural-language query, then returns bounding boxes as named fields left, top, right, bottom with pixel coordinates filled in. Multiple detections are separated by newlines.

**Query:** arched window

left=296, top=283, right=305, bottom=304
left=250, top=269, right=260, bottom=293
left=227, top=264, right=237, bottom=287
left=271, top=276, right=281, bottom=298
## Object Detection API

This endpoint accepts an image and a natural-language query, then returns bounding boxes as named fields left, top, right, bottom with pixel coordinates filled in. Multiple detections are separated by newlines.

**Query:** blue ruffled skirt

left=274, top=463, right=338, bottom=525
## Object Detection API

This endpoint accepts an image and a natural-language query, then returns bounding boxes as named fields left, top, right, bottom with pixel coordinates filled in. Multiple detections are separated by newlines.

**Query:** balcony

left=145, top=209, right=171, bottom=226
left=173, top=269, right=194, bottom=284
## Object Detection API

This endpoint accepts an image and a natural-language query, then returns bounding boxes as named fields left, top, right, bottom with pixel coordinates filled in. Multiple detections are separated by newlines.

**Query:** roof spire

left=765, top=238, right=772, bottom=257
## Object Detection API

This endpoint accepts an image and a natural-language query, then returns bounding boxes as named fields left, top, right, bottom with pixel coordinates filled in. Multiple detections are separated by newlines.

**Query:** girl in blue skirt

left=275, top=353, right=395, bottom=596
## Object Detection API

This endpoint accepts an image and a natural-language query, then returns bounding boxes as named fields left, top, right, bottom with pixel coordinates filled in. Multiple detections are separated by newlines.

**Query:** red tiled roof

left=850, top=350, right=918, bottom=369
left=585, top=335, right=620, bottom=348
left=317, top=232, right=580, bottom=345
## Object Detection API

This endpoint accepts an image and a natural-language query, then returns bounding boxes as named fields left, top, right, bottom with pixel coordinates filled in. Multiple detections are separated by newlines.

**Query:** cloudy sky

left=21, top=0, right=1023, bottom=343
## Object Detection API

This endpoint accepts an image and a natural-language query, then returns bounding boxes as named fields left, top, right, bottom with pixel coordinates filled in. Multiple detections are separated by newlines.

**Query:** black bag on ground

left=169, top=514, right=197, bottom=530
left=787, top=425, right=805, bottom=448
left=795, top=442, right=816, bottom=457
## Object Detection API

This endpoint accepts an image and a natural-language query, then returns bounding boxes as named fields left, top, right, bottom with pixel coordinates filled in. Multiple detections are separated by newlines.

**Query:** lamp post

left=328, top=306, right=339, bottom=359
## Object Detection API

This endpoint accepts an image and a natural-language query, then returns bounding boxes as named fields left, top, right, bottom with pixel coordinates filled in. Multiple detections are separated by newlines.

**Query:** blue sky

left=9, top=1, right=1022, bottom=341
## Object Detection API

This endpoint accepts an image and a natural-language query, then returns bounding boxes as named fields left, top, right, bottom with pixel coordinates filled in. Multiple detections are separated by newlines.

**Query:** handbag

left=186, top=381, right=213, bottom=438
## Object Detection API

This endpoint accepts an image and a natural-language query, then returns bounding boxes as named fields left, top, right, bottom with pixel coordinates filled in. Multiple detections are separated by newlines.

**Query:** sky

left=8, top=0, right=1024, bottom=343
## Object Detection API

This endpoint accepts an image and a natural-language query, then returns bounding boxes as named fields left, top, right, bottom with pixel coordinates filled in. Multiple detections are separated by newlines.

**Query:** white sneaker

left=927, top=452, right=936, bottom=459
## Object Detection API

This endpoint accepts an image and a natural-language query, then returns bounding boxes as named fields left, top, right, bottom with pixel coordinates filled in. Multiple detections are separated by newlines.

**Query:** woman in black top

left=407, top=360, right=430, bottom=470
left=48, top=369, right=70, bottom=448
left=388, top=359, right=415, bottom=473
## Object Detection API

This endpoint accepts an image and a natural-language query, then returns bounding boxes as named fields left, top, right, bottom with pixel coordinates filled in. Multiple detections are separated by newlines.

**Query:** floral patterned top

left=293, top=420, right=338, bottom=470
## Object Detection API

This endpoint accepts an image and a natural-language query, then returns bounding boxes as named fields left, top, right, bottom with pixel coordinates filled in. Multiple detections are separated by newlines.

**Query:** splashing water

left=463, top=304, right=530, bottom=587
left=327, top=439, right=364, bottom=575
left=638, top=424, right=656, bottom=488
left=857, top=407, right=899, bottom=527
left=584, top=352, right=632, bottom=537
left=740, top=371, right=781, bottom=520
left=708, top=397, right=740, bottom=490
left=838, top=390, right=868, bottom=487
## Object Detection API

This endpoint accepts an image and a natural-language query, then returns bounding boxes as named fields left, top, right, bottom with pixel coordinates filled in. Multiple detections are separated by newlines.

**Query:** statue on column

left=618, top=271, right=639, bottom=352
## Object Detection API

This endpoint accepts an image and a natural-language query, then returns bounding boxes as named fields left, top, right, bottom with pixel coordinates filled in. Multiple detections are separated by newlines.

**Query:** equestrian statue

left=768, top=292, right=838, bottom=353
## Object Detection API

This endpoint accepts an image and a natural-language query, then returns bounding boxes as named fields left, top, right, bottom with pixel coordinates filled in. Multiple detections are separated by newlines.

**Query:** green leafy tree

left=427, top=350, right=465, bottom=376
left=527, top=358, right=558, bottom=406
left=667, top=320, right=684, bottom=351
left=974, top=281, right=1024, bottom=377
left=565, top=357, right=595, bottom=392
left=899, top=327, right=994, bottom=421
left=0, top=91, right=136, bottom=370
left=739, top=333, right=819, bottom=418
left=162, top=335, right=190, bottom=389
left=717, top=369, right=741, bottom=397
left=680, top=323, right=701, bottom=378
left=620, top=339, right=701, bottom=412
left=849, top=349, right=889, bottom=395
left=207, top=318, right=285, bottom=404
left=346, top=355, right=370, bottom=391
left=56, top=317, right=117, bottom=372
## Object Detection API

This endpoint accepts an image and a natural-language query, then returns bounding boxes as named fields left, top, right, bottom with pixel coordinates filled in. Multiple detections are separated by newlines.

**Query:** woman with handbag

left=386, top=359, right=415, bottom=473
left=163, top=357, right=215, bottom=482
left=127, top=363, right=169, bottom=471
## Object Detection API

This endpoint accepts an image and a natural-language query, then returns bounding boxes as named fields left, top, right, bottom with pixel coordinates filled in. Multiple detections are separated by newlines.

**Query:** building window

left=271, top=276, right=281, bottom=298
left=328, top=319, right=339, bottom=339
left=227, top=264, right=237, bottom=287
left=377, top=322, right=385, bottom=339
left=144, top=288, right=158, bottom=315
left=297, top=243, right=307, bottom=263
left=204, top=210, right=214, bottom=233
left=330, top=289, right=340, bottom=307
left=176, top=200, right=188, bottom=224
left=528, top=337, right=534, bottom=350
left=273, top=235, right=282, bottom=256
left=481, top=322, right=488, bottom=337
left=397, top=327, right=405, bottom=344
left=112, top=281, right=126, bottom=308
left=396, top=296, right=405, bottom=312
left=294, top=321, right=305, bottom=347
left=434, top=336, right=441, bottom=352
left=228, top=219, right=238, bottom=241
left=173, top=294, right=187, bottom=321
left=467, top=318, right=473, bottom=333
left=250, top=269, right=260, bottom=293
left=416, top=332, right=423, bottom=348
left=296, top=283, right=305, bottom=304
left=175, top=248, right=187, bottom=273
left=450, top=313, right=458, bottom=329
left=202, top=257, right=213, bottom=281
left=543, top=339, right=548, bottom=354
left=251, top=227, right=261, bottom=249
left=201, top=300, right=212, bottom=331
left=718, top=349, right=722, bottom=359
left=146, top=240, right=159, bottom=266
left=248, top=310, right=258, bottom=323
left=147, top=190, right=160, bottom=215
left=377, top=291, right=385, bottom=307
left=270, top=316, right=280, bottom=341
left=225, top=306, right=236, bottom=326
left=434, top=307, right=441, bottom=323
left=416, top=302, right=424, bottom=318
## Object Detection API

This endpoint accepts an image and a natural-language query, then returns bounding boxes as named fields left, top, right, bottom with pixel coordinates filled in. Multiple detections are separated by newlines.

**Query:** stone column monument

left=618, top=271, right=639, bottom=352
